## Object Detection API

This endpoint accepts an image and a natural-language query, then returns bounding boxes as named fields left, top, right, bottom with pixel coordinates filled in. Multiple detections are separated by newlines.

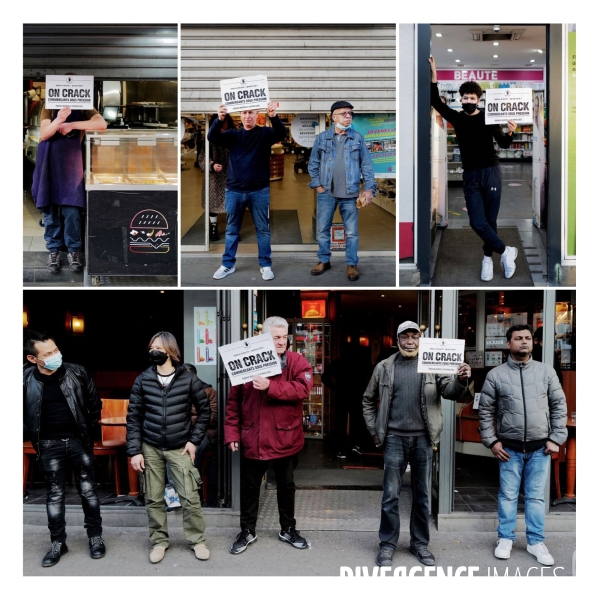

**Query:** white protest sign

left=46, top=75, right=94, bottom=110
left=291, top=114, right=319, bottom=147
left=218, top=333, right=282, bottom=386
left=220, top=75, right=270, bottom=112
left=418, top=337, right=465, bottom=374
left=485, top=88, right=533, bottom=125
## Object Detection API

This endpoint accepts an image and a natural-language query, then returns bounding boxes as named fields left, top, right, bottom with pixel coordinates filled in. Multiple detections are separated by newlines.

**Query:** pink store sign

left=438, top=69, right=544, bottom=82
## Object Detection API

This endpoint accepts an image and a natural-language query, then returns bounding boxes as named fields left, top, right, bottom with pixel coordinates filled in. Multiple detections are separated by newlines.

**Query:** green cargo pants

left=141, top=442, right=206, bottom=549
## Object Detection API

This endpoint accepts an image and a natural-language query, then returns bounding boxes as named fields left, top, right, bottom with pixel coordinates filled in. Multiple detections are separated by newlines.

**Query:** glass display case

left=85, top=130, right=178, bottom=284
left=289, top=319, right=331, bottom=439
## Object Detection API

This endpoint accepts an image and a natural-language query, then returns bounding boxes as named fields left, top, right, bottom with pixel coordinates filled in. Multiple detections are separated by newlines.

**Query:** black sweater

left=207, top=116, right=287, bottom=191
left=430, top=83, right=513, bottom=171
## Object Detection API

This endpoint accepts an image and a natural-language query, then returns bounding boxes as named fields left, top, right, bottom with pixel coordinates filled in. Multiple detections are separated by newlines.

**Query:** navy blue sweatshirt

left=207, top=115, right=287, bottom=191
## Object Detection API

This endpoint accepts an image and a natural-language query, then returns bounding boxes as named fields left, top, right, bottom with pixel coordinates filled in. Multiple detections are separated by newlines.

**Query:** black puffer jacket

left=126, top=365, right=210, bottom=456
left=23, top=363, right=101, bottom=454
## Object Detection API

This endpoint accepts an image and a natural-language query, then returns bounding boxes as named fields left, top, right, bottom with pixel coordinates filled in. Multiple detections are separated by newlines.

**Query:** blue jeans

left=498, top=446, right=550, bottom=545
left=463, top=166, right=505, bottom=256
left=379, top=434, right=432, bottom=550
left=222, top=187, right=271, bottom=268
left=38, top=438, right=102, bottom=543
left=316, top=191, right=359, bottom=266
left=42, top=204, right=82, bottom=252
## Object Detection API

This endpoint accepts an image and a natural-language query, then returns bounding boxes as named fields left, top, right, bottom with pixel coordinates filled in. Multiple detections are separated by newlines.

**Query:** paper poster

left=418, top=337, right=465, bottom=374
left=465, top=351, right=484, bottom=369
left=485, top=88, right=533, bottom=125
left=485, top=351, right=504, bottom=367
left=46, top=75, right=94, bottom=110
left=220, top=75, right=270, bottom=112
left=351, top=113, right=396, bottom=177
left=194, top=307, right=217, bottom=366
left=291, top=114, right=319, bottom=148
left=218, top=333, right=282, bottom=386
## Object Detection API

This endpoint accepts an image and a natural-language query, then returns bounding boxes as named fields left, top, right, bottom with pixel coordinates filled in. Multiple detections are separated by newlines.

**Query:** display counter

left=85, top=129, right=178, bottom=284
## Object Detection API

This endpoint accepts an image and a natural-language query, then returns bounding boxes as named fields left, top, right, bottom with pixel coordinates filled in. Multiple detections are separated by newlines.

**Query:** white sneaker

left=260, top=267, right=274, bottom=281
left=500, top=246, right=518, bottom=279
left=494, top=538, right=513, bottom=559
left=213, top=265, right=235, bottom=280
left=481, top=256, right=493, bottom=282
left=527, top=542, right=554, bottom=565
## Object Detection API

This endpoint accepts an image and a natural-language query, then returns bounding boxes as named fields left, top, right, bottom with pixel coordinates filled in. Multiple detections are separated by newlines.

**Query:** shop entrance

left=429, top=24, right=548, bottom=286
left=180, top=112, right=396, bottom=254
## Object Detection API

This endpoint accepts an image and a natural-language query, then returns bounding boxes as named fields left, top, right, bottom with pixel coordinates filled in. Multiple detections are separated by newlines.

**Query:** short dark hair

left=506, top=324, right=532, bottom=342
left=459, top=81, right=483, bottom=99
left=533, top=326, right=544, bottom=342
left=148, top=331, right=182, bottom=364
left=24, top=330, right=54, bottom=357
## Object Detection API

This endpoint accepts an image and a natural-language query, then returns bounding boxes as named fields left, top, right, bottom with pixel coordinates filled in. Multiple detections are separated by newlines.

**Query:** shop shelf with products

left=494, top=124, right=533, bottom=161
left=288, top=319, right=331, bottom=439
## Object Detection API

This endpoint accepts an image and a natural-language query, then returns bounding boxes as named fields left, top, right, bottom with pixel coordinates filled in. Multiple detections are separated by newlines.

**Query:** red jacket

left=224, top=351, right=313, bottom=460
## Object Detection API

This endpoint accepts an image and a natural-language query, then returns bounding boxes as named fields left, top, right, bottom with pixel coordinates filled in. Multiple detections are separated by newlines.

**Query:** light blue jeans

left=316, top=191, right=359, bottom=265
left=498, top=446, right=550, bottom=545
left=222, top=187, right=271, bottom=268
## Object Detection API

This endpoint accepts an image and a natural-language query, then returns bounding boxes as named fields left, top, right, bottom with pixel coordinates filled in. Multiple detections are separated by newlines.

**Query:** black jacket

left=126, top=365, right=210, bottom=456
left=23, top=362, right=102, bottom=454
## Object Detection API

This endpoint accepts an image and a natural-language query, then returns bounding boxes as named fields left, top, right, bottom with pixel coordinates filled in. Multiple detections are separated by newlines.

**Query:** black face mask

left=462, top=102, right=478, bottom=115
left=149, top=350, right=169, bottom=365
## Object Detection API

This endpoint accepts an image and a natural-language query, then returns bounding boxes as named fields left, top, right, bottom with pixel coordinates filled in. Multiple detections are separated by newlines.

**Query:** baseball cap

left=397, top=321, right=421, bottom=335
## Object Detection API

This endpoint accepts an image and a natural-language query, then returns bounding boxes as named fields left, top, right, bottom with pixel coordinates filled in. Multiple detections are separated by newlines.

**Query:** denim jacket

left=307, top=126, right=377, bottom=196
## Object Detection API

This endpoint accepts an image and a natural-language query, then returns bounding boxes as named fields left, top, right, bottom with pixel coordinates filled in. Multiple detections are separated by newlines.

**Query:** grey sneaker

left=68, top=252, right=82, bottom=273
left=260, top=267, right=274, bottom=281
left=47, top=252, right=61, bottom=274
left=376, top=547, right=394, bottom=566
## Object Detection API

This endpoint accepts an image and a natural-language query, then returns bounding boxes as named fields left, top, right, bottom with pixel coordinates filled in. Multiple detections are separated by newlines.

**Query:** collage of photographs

left=21, top=22, right=577, bottom=580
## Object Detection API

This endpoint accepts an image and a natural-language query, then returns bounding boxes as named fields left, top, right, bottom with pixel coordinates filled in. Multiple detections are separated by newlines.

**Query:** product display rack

left=288, top=319, right=331, bottom=439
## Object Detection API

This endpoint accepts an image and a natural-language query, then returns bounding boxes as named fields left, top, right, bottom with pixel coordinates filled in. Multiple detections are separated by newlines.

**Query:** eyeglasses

left=333, top=111, right=353, bottom=118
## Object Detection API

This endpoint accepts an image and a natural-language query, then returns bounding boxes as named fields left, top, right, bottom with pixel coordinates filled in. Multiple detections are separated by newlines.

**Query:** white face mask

left=335, top=122, right=351, bottom=130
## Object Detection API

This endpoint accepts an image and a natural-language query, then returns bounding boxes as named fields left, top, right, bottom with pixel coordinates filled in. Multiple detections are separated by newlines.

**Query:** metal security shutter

left=181, top=25, right=395, bottom=113
left=23, top=24, right=177, bottom=80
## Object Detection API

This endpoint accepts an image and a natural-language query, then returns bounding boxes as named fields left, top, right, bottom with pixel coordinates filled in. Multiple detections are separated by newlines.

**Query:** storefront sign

left=351, top=113, right=396, bottom=177
left=437, top=70, right=543, bottom=82
left=220, top=75, right=270, bottom=112
left=301, top=300, right=326, bottom=318
left=417, top=338, right=465, bottom=374
left=218, top=333, right=282, bottom=386
left=485, top=337, right=506, bottom=350
left=291, top=114, right=318, bottom=147
left=45, top=75, right=94, bottom=110
left=485, top=88, right=533, bottom=125
left=194, top=307, right=217, bottom=366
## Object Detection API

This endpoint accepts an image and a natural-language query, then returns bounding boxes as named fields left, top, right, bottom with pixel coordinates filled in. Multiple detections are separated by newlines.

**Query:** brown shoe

left=347, top=265, right=359, bottom=281
left=311, top=261, right=331, bottom=276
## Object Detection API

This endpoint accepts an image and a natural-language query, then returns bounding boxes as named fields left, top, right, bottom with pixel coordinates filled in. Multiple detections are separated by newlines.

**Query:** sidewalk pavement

left=182, top=253, right=397, bottom=287
left=23, top=524, right=575, bottom=576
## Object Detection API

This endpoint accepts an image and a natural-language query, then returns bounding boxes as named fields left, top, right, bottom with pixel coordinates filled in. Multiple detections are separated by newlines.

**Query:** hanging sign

left=291, top=114, right=319, bottom=147
left=218, top=333, right=282, bottom=386
left=220, top=75, right=270, bottom=112
left=485, top=88, right=533, bottom=125
left=194, top=307, right=217, bottom=366
left=418, top=338, right=465, bottom=374
left=45, top=75, right=94, bottom=110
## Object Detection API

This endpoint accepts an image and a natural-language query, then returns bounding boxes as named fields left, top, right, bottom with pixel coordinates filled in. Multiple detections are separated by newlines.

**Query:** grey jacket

left=478, top=355, right=567, bottom=449
left=362, top=352, right=471, bottom=446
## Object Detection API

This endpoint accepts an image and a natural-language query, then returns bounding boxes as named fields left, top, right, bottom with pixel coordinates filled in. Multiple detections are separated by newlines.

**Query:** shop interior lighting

left=23, top=306, right=28, bottom=329
left=435, top=33, right=442, bottom=37
left=71, top=316, right=85, bottom=335
left=455, top=59, right=460, bottom=63
left=493, top=55, right=499, bottom=58
left=537, top=49, right=543, bottom=53
left=447, top=48, right=453, bottom=52
left=493, top=42, right=499, bottom=46
left=530, top=59, right=536, bottom=63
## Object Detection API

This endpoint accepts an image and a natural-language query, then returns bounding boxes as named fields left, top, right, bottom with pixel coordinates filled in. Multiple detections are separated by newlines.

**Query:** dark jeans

left=240, top=454, right=298, bottom=533
left=41, top=204, right=82, bottom=253
left=38, top=438, right=102, bottom=543
left=379, top=434, right=432, bottom=550
left=463, top=166, right=505, bottom=256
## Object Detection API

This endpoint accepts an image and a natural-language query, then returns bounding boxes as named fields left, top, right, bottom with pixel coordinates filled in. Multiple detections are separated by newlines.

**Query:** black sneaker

left=409, top=545, right=435, bottom=566
left=68, top=251, right=82, bottom=273
left=89, top=536, right=106, bottom=559
left=278, top=527, right=308, bottom=549
left=47, top=252, right=61, bottom=274
left=352, top=446, right=363, bottom=456
left=336, top=451, right=347, bottom=459
left=230, top=529, right=257, bottom=555
left=42, top=541, right=68, bottom=567
left=376, top=546, right=394, bottom=567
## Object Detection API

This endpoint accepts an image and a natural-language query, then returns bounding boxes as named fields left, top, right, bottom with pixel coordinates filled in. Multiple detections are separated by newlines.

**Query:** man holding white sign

left=224, top=317, right=313, bottom=555
left=429, top=57, right=518, bottom=283
left=32, top=75, right=106, bottom=275
left=208, top=93, right=286, bottom=282
left=363, top=321, right=471, bottom=568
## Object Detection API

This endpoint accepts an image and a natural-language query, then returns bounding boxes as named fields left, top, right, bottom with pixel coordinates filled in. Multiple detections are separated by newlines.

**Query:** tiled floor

left=181, top=153, right=396, bottom=250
